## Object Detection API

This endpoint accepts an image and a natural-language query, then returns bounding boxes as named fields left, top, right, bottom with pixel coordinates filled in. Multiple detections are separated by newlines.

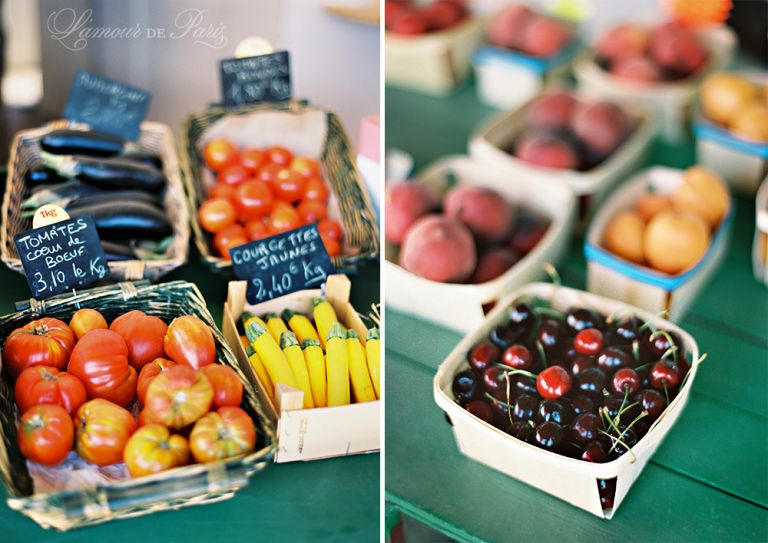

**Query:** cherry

left=641, top=329, right=684, bottom=362
left=574, top=328, right=604, bottom=356
left=571, top=394, right=596, bottom=415
left=649, top=359, right=682, bottom=390
left=466, top=400, right=493, bottom=423
left=611, top=316, right=643, bottom=345
left=562, top=346, right=579, bottom=361
left=581, top=441, right=607, bottom=463
left=513, top=394, right=539, bottom=421
left=490, top=324, right=520, bottom=351
left=608, top=428, right=638, bottom=458
left=612, top=368, right=641, bottom=395
left=502, top=344, right=533, bottom=370
left=571, top=413, right=602, bottom=444
left=489, top=397, right=511, bottom=428
left=571, top=355, right=596, bottom=376
left=508, top=302, right=536, bottom=331
left=509, top=420, right=535, bottom=443
left=452, top=370, right=479, bottom=404
left=574, top=368, right=607, bottom=397
left=677, top=357, right=691, bottom=381
left=537, top=399, right=574, bottom=426
left=533, top=421, right=564, bottom=452
left=537, top=366, right=571, bottom=399
left=604, top=395, right=640, bottom=421
left=635, top=389, right=667, bottom=421
left=510, top=374, right=538, bottom=396
left=566, top=308, right=604, bottom=334
left=482, top=367, right=505, bottom=394
left=536, top=318, right=564, bottom=352
left=597, top=346, right=631, bottom=373
left=468, top=341, right=500, bottom=374
left=633, top=419, right=650, bottom=439
left=598, top=478, right=617, bottom=509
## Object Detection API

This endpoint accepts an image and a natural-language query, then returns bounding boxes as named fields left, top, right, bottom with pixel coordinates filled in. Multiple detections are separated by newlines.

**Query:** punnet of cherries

left=452, top=298, right=696, bottom=466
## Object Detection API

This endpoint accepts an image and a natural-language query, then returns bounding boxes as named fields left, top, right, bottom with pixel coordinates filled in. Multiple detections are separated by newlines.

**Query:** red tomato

left=189, top=406, right=256, bottom=463
left=18, top=404, right=73, bottom=466
left=234, top=180, right=273, bottom=221
left=198, top=198, right=236, bottom=233
left=75, top=398, right=137, bottom=466
left=217, top=163, right=249, bottom=186
left=318, top=218, right=344, bottom=241
left=3, top=318, right=76, bottom=379
left=290, top=156, right=323, bottom=178
left=256, top=162, right=283, bottom=186
left=143, top=365, right=213, bottom=429
left=200, top=365, right=244, bottom=408
left=209, top=183, right=236, bottom=202
left=137, top=358, right=177, bottom=405
left=303, top=176, right=330, bottom=203
left=297, top=200, right=328, bottom=224
left=239, top=148, right=267, bottom=174
left=67, top=329, right=137, bottom=408
left=15, top=366, right=87, bottom=416
left=273, top=169, right=306, bottom=203
left=203, top=139, right=239, bottom=172
left=109, top=310, right=168, bottom=370
left=164, top=315, right=216, bottom=370
left=267, top=146, right=293, bottom=166
left=244, top=220, right=274, bottom=241
left=69, top=309, right=108, bottom=340
left=320, top=233, right=342, bottom=257
left=124, top=424, right=190, bottom=478
left=214, top=224, right=248, bottom=258
left=268, top=202, right=302, bottom=234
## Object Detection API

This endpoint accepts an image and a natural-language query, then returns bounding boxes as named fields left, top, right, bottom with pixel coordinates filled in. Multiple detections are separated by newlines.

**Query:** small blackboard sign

left=230, top=224, right=335, bottom=305
left=14, top=216, right=109, bottom=299
left=220, top=51, right=291, bottom=107
left=63, top=70, right=151, bottom=141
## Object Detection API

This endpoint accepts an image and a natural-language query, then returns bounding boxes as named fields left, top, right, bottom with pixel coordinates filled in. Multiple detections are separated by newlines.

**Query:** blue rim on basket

left=584, top=202, right=736, bottom=290
left=694, top=118, right=768, bottom=158
left=472, top=40, right=580, bottom=74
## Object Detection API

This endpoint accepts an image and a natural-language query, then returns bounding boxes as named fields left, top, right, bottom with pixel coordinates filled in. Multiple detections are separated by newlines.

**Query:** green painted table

left=384, top=82, right=768, bottom=542
left=0, top=170, right=381, bottom=542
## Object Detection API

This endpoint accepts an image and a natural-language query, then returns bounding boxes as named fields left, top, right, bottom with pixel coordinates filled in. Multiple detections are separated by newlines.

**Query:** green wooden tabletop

left=384, top=81, right=768, bottom=543
left=0, top=170, right=381, bottom=542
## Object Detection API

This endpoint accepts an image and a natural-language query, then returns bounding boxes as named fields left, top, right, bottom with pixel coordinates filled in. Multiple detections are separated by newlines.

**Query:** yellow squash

left=245, top=321, right=298, bottom=391
left=365, top=328, right=381, bottom=399
left=282, top=309, right=320, bottom=345
left=325, top=323, right=350, bottom=406
left=302, top=338, right=327, bottom=408
left=264, top=312, right=289, bottom=343
left=311, top=298, right=338, bottom=349
left=346, top=329, right=376, bottom=403
left=245, top=345, right=274, bottom=400
left=280, top=331, right=314, bottom=409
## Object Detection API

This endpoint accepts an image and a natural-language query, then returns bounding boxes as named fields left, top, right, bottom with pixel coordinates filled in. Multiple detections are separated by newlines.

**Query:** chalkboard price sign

left=14, top=216, right=109, bottom=300
left=220, top=51, right=292, bottom=107
left=230, top=224, right=335, bottom=305
left=63, top=70, right=151, bottom=141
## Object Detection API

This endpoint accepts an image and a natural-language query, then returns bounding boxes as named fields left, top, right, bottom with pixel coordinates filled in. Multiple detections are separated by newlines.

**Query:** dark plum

left=452, top=370, right=479, bottom=404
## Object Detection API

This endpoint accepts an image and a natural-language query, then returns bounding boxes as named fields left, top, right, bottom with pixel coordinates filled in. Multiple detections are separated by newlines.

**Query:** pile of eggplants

left=20, top=129, right=174, bottom=261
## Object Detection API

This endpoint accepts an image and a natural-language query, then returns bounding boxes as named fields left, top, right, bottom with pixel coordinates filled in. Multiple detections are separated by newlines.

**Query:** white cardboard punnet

left=754, top=177, right=768, bottom=284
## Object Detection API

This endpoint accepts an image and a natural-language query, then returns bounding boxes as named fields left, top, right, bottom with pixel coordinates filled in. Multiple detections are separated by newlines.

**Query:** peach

left=399, top=215, right=477, bottom=283
left=520, top=16, right=570, bottom=57
left=671, top=167, right=729, bottom=229
left=701, top=73, right=759, bottom=125
left=470, top=247, right=521, bottom=284
left=488, top=4, right=533, bottom=50
left=385, top=182, right=439, bottom=244
left=644, top=212, right=710, bottom=274
left=648, top=22, right=707, bottom=75
left=572, top=101, right=630, bottom=155
left=515, top=134, right=579, bottom=170
left=635, top=193, right=672, bottom=223
left=595, top=24, right=649, bottom=63
left=731, top=103, right=768, bottom=142
left=443, top=186, right=514, bottom=242
left=612, top=55, right=662, bottom=83
left=526, top=91, right=578, bottom=130
left=603, top=210, right=646, bottom=264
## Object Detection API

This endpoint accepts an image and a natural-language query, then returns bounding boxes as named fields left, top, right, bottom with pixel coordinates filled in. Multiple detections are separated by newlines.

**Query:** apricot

left=644, top=212, right=710, bottom=274
left=603, top=210, right=646, bottom=264
left=612, top=55, right=662, bottom=83
left=443, top=185, right=514, bottom=242
left=731, top=103, right=768, bottom=142
left=520, top=16, right=570, bottom=58
left=385, top=182, right=439, bottom=244
left=399, top=215, right=477, bottom=283
left=515, top=134, right=579, bottom=170
left=470, top=247, right=520, bottom=284
left=488, top=4, right=533, bottom=50
left=572, top=101, right=630, bottom=155
left=671, top=167, right=729, bottom=229
left=595, top=24, right=649, bottom=63
left=526, top=91, right=578, bottom=130
left=701, top=73, right=759, bottom=126
left=635, top=193, right=672, bottom=223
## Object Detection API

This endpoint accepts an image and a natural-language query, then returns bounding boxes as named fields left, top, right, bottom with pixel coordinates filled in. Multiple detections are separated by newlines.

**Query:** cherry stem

left=496, top=364, right=538, bottom=380
left=651, top=329, right=678, bottom=360
left=505, top=372, right=514, bottom=427
left=535, top=340, right=548, bottom=369
left=599, top=407, right=621, bottom=435
left=484, top=392, right=514, bottom=409
left=634, top=361, right=652, bottom=371
left=663, top=382, right=670, bottom=405
left=607, top=410, right=648, bottom=456
left=543, top=262, right=561, bottom=289
left=632, top=339, right=640, bottom=363
left=532, top=307, right=564, bottom=320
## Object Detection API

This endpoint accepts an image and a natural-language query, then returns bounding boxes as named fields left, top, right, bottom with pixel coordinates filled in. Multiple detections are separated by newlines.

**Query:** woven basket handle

left=14, top=280, right=151, bottom=312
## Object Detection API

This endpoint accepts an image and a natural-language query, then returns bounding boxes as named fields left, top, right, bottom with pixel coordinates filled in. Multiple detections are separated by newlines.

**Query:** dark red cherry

left=510, top=374, right=538, bottom=396
left=533, top=421, right=564, bottom=452
left=597, top=346, right=631, bottom=373
left=581, top=441, right=607, bottom=463
left=571, top=355, right=596, bottom=376
left=466, top=400, right=493, bottom=423
left=612, top=368, right=641, bottom=395
left=633, top=419, right=650, bottom=439
left=609, top=428, right=638, bottom=458
left=571, top=394, right=596, bottom=415
left=642, top=329, right=684, bottom=362
left=489, top=397, right=511, bottom=428
left=508, top=303, right=536, bottom=330
left=677, top=357, right=691, bottom=381
left=489, top=324, right=520, bottom=351
left=468, top=341, right=500, bottom=374
left=502, top=344, right=533, bottom=370
left=482, top=366, right=507, bottom=393
left=509, top=420, right=535, bottom=443
left=611, top=316, right=643, bottom=345
left=571, top=413, right=602, bottom=444
left=566, top=308, right=605, bottom=335
left=635, top=389, right=667, bottom=421
left=649, top=360, right=682, bottom=390
left=574, top=368, right=607, bottom=397
left=537, top=366, right=571, bottom=399
left=536, top=399, right=574, bottom=425
left=598, top=478, right=617, bottom=510
left=513, top=394, right=539, bottom=421
left=452, top=370, right=479, bottom=404
left=536, top=318, right=564, bottom=352
left=574, top=328, right=604, bottom=356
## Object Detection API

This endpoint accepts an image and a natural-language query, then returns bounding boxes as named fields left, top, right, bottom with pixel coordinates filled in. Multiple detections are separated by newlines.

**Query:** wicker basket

left=0, top=121, right=190, bottom=281
left=180, top=100, right=379, bottom=274
left=0, top=280, right=276, bottom=531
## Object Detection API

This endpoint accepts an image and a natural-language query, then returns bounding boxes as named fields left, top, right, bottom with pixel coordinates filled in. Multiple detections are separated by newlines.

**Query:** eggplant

left=22, top=180, right=105, bottom=210
left=25, top=166, right=68, bottom=187
left=40, top=129, right=126, bottom=157
left=101, top=240, right=138, bottom=261
left=41, top=154, right=167, bottom=193
left=67, top=200, right=173, bottom=240
left=121, top=151, right=164, bottom=170
left=65, top=190, right=162, bottom=211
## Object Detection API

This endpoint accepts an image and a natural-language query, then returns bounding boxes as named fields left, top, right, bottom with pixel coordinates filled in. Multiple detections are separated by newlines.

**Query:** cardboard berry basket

left=0, top=121, right=190, bottom=281
left=585, top=167, right=734, bottom=321
left=0, top=281, right=276, bottom=531
left=753, top=177, right=768, bottom=284
left=180, top=100, right=379, bottom=274
left=434, top=282, right=702, bottom=518
left=221, top=274, right=380, bottom=463
left=385, top=17, right=485, bottom=95
left=469, top=95, right=653, bottom=224
left=573, top=25, right=736, bottom=142
left=385, top=155, right=576, bottom=333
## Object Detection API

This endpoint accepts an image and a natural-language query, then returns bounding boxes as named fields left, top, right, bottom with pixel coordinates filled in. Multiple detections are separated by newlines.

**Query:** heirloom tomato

left=124, top=424, right=189, bottom=477
left=137, top=358, right=177, bottom=405
left=75, top=398, right=137, bottom=466
left=68, top=329, right=137, bottom=408
left=189, top=406, right=256, bottom=463
left=69, top=309, right=108, bottom=340
left=200, top=364, right=243, bottom=408
left=15, top=366, right=87, bottom=416
left=18, top=404, right=74, bottom=466
left=143, top=365, right=213, bottom=429
left=164, top=316, right=216, bottom=370
left=3, top=318, right=75, bottom=379
left=110, top=310, right=168, bottom=369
